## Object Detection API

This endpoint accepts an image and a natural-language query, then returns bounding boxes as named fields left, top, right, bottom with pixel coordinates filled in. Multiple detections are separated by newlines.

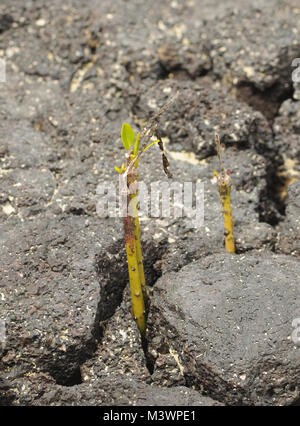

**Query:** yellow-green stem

left=129, top=171, right=147, bottom=303
left=123, top=215, right=146, bottom=335
left=124, top=163, right=147, bottom=335
left=133, top=216, right=147, bottom=301
left=216, top=171, right=235, bottom=254
left=219, top=185, right=235, bottom=254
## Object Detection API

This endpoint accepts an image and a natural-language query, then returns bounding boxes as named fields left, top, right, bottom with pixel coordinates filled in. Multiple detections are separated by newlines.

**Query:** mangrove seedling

left=114, top=94, right=177, bottom=336
left=213, top=134, right=236, bottom=254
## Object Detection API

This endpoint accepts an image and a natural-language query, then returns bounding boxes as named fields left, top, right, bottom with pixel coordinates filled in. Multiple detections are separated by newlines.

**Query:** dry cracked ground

left=0, top=0, right=300, bottom=406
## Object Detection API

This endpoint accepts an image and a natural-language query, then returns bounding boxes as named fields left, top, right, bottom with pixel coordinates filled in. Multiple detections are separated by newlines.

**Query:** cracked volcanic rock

left=276, top=180, right=300, bottom=257
left=202, top=2, right=300, bottom=121
left=1, top=0, right=300, bottom=407
left=134, top=80, right=272, bottom=159
left=13, top=372, right=223, bottom=406
left=273, top=99, right=300, bottom=184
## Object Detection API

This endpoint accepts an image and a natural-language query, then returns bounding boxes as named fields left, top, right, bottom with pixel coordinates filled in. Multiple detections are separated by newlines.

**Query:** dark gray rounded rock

left=148, top=252, right=300, bottom=406
left=0, top=215, right=103, bottom=386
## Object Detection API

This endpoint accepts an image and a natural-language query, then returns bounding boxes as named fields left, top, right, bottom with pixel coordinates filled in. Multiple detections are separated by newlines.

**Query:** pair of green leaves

left=115, top=123, right=159, bottom=174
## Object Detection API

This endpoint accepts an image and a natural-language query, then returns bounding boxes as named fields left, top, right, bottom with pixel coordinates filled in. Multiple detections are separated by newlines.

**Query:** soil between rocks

left=0, top=0, right=299, bottom=406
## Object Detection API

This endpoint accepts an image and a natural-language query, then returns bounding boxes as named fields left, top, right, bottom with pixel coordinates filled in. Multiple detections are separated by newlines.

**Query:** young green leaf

left=114, top=166, right=123, bottom=174
left=133, top=133, right=140, bottom=156
left=143, top=139, right=160, bottom=153
left=121, top=123, right=136, bottom=151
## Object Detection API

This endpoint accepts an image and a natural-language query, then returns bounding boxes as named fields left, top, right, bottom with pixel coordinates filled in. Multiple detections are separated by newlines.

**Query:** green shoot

left=214, top=134, right=235, bottom=254
left=114, top=92, right=178, bottom=337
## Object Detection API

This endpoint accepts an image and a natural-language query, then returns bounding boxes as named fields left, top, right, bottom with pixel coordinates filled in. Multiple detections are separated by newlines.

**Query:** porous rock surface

left=148, top=252, right=300, bottom=406
left=276, top=180, right=300, bottom=257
